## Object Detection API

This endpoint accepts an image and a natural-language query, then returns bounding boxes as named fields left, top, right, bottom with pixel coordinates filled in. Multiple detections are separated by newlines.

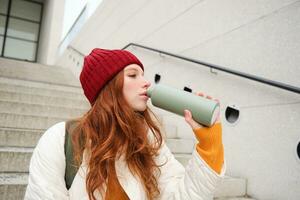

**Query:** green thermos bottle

left=147, top=84, right=220, bottom=127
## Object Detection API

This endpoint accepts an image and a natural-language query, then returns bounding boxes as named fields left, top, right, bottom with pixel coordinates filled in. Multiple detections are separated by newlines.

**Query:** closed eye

left=128, top=74, right=137, bottom=78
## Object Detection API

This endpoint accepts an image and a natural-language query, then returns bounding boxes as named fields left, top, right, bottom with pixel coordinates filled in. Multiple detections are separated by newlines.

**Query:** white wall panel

left=141, top=0, right=297, bottom=52
left=184, top=1, right=300, bottom=87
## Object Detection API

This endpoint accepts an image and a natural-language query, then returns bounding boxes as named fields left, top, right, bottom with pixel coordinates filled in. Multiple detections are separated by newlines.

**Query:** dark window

left=0, top=0, right=43, bottom=62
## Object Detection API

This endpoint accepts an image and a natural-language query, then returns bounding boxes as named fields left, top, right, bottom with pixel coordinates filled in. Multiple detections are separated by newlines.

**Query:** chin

left=134, top=107, right=147, bottom=112
left=132, top=104, right=147, bottom=112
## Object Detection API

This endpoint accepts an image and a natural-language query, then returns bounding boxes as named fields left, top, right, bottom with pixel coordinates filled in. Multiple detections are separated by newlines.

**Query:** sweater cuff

left=193, top=123, right=224, bottom=174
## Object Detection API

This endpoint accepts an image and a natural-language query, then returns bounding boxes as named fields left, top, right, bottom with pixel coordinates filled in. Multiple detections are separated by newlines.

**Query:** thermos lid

left=210, top=105, right=220, bottom=126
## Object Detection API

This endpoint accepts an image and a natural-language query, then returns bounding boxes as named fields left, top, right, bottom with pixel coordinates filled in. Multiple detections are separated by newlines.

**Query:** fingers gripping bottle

left=147, top=84, right=220, bottom=127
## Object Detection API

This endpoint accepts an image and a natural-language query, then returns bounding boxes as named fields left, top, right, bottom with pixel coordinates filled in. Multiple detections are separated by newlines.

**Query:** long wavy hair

left=71, top=70, right=163, bottom=200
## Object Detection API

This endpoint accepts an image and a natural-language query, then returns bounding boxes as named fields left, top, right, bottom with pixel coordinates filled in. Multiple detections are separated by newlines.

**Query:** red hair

left=72, top=70, right=163, bottom=199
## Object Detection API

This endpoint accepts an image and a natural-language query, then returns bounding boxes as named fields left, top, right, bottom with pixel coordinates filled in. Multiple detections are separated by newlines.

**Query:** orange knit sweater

left=104, top=122, right=224, bottom=199
left=105, top=164, right=129, bottom=200
left=193, top=122, right=224, bottom=174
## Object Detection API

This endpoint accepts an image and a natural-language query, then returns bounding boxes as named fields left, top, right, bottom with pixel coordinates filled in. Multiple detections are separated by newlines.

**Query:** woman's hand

left=184, top=92, right=221, bottom=130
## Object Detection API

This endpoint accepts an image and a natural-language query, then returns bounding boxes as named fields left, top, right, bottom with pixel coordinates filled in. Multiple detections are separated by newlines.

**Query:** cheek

left=123, top=79, right=136, bottom=100
left=124, top=80, right=135, bottom=90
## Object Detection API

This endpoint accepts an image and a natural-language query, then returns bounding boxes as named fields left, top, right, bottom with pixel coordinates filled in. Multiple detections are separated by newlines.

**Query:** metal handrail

left=68, top=46, right=85, bottom=57
left=123, top=43, right=300, bottom=94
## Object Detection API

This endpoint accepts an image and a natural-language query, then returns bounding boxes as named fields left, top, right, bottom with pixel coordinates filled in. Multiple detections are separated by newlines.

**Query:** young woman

left=25, top=48, right=225, bottom=200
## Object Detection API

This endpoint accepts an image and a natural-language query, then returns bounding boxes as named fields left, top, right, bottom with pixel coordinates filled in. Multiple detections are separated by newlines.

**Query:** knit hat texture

left=80, top=48, right=144, bottom=105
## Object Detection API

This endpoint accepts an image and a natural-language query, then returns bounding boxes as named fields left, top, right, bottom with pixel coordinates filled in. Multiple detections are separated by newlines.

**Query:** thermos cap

left=210, top=106, right=220, bottom=125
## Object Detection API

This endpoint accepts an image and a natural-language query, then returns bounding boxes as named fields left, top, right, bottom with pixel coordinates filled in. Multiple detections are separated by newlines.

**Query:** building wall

left=38, top=0, right=65, bottom=65
left=56, top=0, right=300, bottom=199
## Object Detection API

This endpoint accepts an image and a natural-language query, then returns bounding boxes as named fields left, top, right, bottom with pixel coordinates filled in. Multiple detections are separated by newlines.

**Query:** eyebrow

left=125, top=68, right=143, bottom=74
left=125, top=68, right=138, bottom=72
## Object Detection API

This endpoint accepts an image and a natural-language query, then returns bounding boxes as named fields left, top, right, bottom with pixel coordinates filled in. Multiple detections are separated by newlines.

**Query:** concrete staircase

left=0, top=58, right=254, bottom=199
left=0, top=58, right=89, bottom=199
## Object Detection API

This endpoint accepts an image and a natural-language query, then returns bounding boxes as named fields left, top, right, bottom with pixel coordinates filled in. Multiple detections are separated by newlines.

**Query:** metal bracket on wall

left=210, top=67, right=218, bottom=75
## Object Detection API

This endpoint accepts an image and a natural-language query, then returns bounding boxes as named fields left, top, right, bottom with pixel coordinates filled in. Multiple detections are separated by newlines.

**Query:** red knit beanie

left=80, top=48, right=144, bottom=105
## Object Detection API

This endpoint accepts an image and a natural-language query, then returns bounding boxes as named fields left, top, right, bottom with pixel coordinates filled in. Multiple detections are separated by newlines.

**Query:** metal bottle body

left=147, top=84, right=219, bottom=127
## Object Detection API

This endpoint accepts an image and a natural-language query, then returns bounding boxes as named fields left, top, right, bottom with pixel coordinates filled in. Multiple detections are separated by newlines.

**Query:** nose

left=143, top=79, right=151, bottom=89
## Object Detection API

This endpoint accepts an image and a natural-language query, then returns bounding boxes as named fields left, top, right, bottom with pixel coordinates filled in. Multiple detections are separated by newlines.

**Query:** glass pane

left=4, top=37, right=36, bottom=61
left=0, top=36, right=3, bottom=53
left=7, top=18, right=39, bottom=41
left=0, top=15, right=6, bottom=34
left=0, top=0, right=9, bottom=15
left=11, top=0, right=42, bottom=22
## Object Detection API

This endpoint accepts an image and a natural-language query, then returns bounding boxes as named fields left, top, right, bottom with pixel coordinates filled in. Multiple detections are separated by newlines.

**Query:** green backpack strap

left=64, top=120, right=80, bottom=190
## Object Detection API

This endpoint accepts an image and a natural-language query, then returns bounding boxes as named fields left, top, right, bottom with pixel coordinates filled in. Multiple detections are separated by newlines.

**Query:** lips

left=140, top=91, right=148, bottom=96
left=139, top=92, right=149, bottom=100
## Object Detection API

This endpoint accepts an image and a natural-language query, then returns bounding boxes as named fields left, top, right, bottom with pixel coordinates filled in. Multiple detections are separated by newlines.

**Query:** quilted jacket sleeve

left=157, top=128, right=226, bottom=199
left=24, top=122, right=69, bottom=200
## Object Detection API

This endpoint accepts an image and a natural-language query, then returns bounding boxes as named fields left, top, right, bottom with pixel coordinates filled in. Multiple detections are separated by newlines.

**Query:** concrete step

left=0, top=91, right=89, bottom=109
left=0, top=128, right=43, bottom=148
left=0, top=100, right=87, bottom=119
left=174, top=153, right=192, bottom=166
left=0, top=147, right=33, bottom=173
left=214, top=176, right=247, bottom=198
left=161, top=114, right=195, bottom=140
left=163, top=124, right=178, bottom=139
left=0, top=76, right=83, bottom=94
left=166, top=138, right=195, bottom=154
left=0, top=82, right=86, bottom=100
left=0, top=57, right=80, bottom=87
left=0, top=113, right=66, bottom=130
left=0, top=172, right=28, bottom=200
left=214, top=198, right=256, bottom=200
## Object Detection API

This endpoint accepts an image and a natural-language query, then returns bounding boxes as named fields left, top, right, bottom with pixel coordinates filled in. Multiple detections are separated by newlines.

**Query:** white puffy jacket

left=24, top=122, right=225, bottom=200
